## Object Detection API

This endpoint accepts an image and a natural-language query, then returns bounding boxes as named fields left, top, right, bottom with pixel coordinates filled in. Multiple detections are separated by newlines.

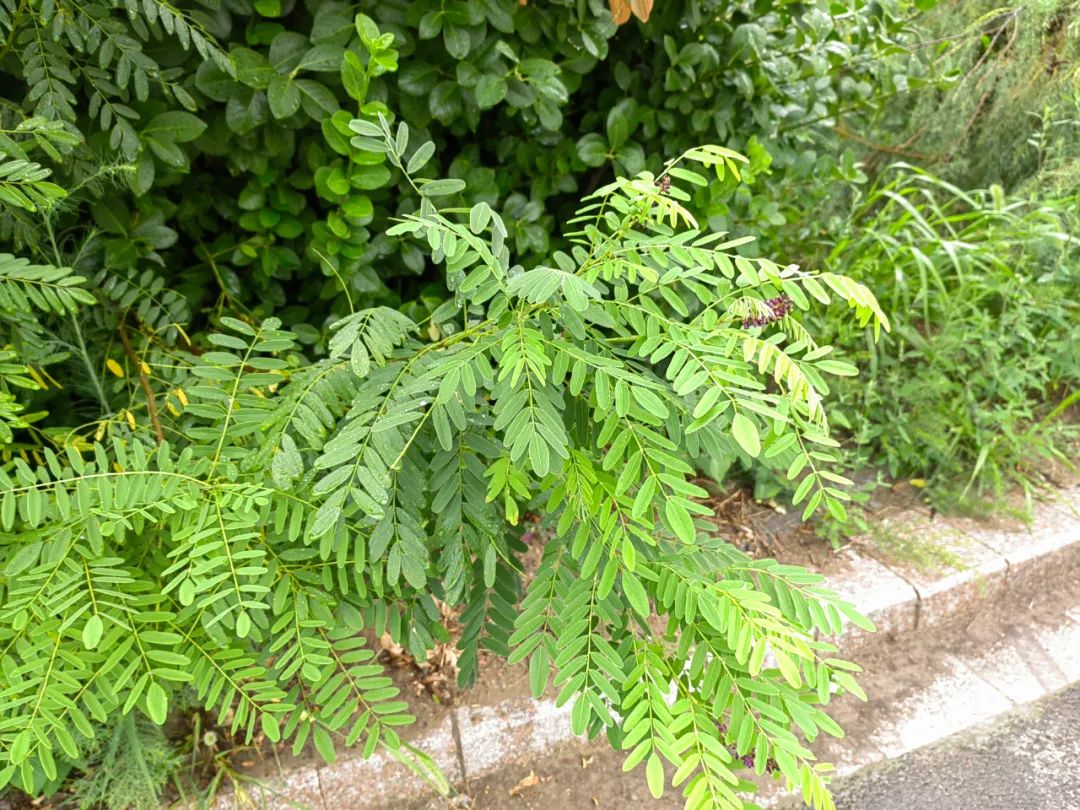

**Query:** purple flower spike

left=742, top=293, right=794, bottom=329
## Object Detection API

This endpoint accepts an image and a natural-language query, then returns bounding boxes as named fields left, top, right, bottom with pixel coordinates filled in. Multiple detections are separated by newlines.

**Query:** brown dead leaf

left=611, top=0, right=654, bottom=24
left=609, top=0, right=631, bottom=25
left=508, top=769, right=541, bottom=797
left=764, top=498, right=787, bottom=515
left=376, top=600, right=462, bottom=702
left=630, top=0, right=654, bottom=22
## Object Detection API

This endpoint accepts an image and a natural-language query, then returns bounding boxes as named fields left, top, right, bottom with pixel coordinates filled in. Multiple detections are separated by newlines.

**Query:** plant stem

left=118, top=320, right=164, bottom=445
left=70, top=314, right=110, bottom=412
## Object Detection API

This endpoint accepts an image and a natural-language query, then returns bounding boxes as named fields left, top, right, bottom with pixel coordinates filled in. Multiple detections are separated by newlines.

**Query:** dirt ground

left=443, top=572, right=1080, bottom=810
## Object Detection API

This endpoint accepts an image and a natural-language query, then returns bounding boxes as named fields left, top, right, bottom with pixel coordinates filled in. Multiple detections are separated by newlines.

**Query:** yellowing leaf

left=25, top=365, right=47, bottom=389
left=609, top=0, right=631, bottom=24
left=773, top=649, right=802, bottom=688
left=630, top=0, right=653, bottom=22
left=82, top=614, right=103, bottom=650
left=39, top=365, right=63, bottom=388
left=106, top=358, right=125, bottom=378
left=645, top=753, right=664, bottom=798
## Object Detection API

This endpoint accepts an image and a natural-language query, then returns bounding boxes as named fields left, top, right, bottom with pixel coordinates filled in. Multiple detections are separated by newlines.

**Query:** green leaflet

left=0, top=107, right=887, bottom=807
left=731, top=412, right=761, bottom=458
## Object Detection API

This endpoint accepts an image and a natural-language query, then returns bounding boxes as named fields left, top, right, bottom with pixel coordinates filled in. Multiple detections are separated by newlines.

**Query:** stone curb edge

left=218, top=489, right=1080, bottom=810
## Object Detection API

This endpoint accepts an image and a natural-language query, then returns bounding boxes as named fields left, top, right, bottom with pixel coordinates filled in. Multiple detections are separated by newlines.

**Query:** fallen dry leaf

left=508, top=769, right=541, bottom=797
left=630, top=0, right=654, bottom=21
left=376, top=600, right=462, bottom=701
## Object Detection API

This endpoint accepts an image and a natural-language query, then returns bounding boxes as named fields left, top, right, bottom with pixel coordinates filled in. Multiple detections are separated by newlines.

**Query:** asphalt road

left=819, top=684, right=1080, bottom=810
left=446, top=686, right=1080, bottom=810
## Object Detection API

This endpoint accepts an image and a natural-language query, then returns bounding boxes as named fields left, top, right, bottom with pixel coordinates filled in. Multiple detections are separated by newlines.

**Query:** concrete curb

left=762, top=582, right=1080, bottom=806
left=830, top=487, right=1080, bottom=646
left=760, top=616, right=1080, bottom=809
left=219, top=489, right=1080, bottom=810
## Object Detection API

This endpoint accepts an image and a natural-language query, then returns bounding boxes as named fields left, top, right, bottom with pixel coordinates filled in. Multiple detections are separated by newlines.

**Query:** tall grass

left=817, top=164, right=1079, bottom=505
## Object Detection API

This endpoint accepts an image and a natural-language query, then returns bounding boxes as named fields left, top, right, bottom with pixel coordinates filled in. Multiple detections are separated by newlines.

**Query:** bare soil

left=451, top=570, right=1080, bottom=810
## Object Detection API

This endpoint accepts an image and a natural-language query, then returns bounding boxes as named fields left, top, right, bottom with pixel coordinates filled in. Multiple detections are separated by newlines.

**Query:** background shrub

left=811, top=166, right=1078, bottom=501
left=1, top=0, right=913, bottom=320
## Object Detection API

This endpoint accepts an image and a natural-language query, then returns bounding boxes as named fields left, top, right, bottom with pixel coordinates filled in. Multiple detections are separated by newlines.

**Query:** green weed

left=816, top=165, right=1079, bottom=505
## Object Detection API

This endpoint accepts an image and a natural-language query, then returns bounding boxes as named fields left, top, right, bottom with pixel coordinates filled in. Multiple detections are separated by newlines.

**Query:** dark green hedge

left=3, top=0, right=912, bottom=340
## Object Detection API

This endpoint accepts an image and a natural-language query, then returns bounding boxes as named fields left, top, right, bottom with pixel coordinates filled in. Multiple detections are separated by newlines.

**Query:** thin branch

left=69, top=314, right=110, bottom=412
left=117, top=320, right=164, bottom=445
left=832, top=123, right=933, bottom=160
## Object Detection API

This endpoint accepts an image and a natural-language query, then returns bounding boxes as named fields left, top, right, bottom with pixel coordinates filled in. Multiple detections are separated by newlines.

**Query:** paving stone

left=216, top=714, right=463, bottom=810
left=867, top=656, right=1013, bottom=758
left=962, top=639, right=1049, bottom=705
left=971, top=491, right=1080, bottom=593
left=824, top=550, right=918, bottom=649
left=866, top=511, right=1009, bottom=627
left=1031, top=614, right=1080, bottom=684
left=832, top=746, right=885, bottom=778
left=455, top=697, right=577, bottom=779
left=1009, top=632, right=1071, bottom=694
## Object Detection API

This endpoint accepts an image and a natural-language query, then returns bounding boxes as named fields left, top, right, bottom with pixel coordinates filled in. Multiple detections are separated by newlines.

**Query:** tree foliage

left=0, top=2, right=906, bottom=807
left=0, top=0, right=916, bottom=304
left=0, top=115, right=888, bottom=808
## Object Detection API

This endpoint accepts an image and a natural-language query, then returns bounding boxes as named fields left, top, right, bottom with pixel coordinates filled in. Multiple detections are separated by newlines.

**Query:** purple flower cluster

left=736, top=750, right=778, bottom=773
left=716, top=721, right=778, bottom=773
left=742, top=293, right=794, bottom=329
